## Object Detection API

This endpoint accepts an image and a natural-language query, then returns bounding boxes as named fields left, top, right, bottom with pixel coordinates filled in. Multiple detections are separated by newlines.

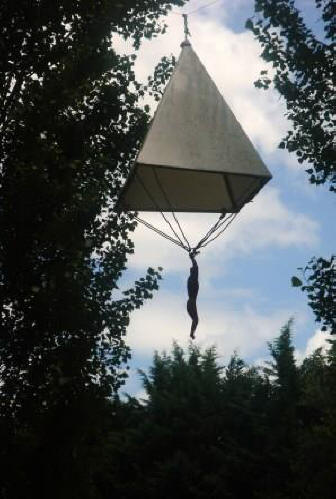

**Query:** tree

left=100, top=343, right=279, bottom=499
left=260, top=321, right=299, bottom=496
left=0, top=1, right=185, bottom=497
left=246, top=0, right=335, bottom=190
left=84, top=330, right=336, bottom=498
left=246, top=0, right=335, bottom=333
left=293, top=342, right=336, bottom=498
left=292, top=256, right=336, bottom=333
left=266, top=320, right=299, bottom=405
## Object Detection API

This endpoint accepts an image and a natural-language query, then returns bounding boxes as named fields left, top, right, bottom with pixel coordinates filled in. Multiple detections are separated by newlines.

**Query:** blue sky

left=115, top=0, right=334, bottom=397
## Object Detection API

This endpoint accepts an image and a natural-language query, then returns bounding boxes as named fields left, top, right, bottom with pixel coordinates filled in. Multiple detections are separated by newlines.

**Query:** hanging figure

left=187, top=251, right=199, bottom=339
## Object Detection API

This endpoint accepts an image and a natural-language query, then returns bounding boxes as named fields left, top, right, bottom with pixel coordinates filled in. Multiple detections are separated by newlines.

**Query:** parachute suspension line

left=134, top=170, right=190, bottom=251
left=152, top=168, right=191, bottom=252
left=193, top=212, right=236, bottom=251
left=132, top=170, right=243, bottom=255
left=134, top=215, right=187, bottom=250
left=203, top=176, right=263, bottom=248
left=197, top=213, right=238, bottom=249
left=149, top=170, right=262, bottom=253
left=192, top=176, right=261, bottom=251
left=132, top=169, right=261, bottom=255
left=194, top=212, right=228, bottom=248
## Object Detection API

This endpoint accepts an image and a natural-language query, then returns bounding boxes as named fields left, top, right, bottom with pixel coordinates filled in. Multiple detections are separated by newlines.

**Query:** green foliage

left=266, top=320, right=298, bottom=401
left=94, top=324, right=336, bottom=498
left=292, top=256, right=336, bottom=333
left=301, top=256, right=336, bottom=334
left=118, top=344, right=269, bottom=498
left=293, top=340, right=336, bottom=497
left=0, top=0, right=186, bottom=414
left=2, top=316, right=336, bottom=497
left=0, top=0, right=185, bottom=496
left=145, top=54, right=177, bottom=102
left=291, top=275, right=302, bottom=287
left=246, top=0, right=335, bottom=190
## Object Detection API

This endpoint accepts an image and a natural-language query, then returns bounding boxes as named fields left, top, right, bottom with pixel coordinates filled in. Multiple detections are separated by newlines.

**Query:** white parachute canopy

left=118, top=40, right=272, bottom=214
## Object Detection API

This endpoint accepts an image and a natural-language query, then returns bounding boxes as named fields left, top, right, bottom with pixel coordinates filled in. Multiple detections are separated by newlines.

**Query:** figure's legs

left=187, top=299, right=199, bottom=339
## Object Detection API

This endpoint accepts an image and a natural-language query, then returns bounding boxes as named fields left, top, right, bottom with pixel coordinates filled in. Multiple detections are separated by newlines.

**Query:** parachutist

left=187, top=251, right=199, bottom=339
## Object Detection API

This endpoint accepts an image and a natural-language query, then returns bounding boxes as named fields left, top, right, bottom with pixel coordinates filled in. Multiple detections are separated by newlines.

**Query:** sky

left=115, top=0, right=334, bottom=397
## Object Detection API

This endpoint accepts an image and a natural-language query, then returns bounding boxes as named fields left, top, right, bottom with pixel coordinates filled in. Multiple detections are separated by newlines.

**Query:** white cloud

left=225, top=187, right=319, bottom=252
left=127, top=288, right=302, bottom=363
left=127, top=292, right=190, bottom=354
left=134, top=388, right=149, bottom=403
left=296, top=329, right=332, bottom=363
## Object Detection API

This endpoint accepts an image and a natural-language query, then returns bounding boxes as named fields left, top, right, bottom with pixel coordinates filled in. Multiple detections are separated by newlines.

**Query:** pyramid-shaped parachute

left=118, top=41, right=272, bottom=213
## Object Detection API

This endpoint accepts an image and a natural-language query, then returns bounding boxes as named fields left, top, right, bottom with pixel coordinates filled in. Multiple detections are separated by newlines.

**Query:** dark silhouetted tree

left=0, top=1, right=185, bottom=497
left=89, top=327, right=336, bottom=498
left=292, top=256, right=336, bottom=334
left=246, top=0, right=335, bottom=189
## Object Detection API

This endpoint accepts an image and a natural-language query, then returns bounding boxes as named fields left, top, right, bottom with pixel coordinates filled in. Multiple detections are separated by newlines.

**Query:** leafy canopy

left=100, top=325, right=336, bottom=499
left=0, top=0, right=187, bottom=421
left=246, top=0, right=335, bottom=190
left=1, top=0, right=186, bottom=497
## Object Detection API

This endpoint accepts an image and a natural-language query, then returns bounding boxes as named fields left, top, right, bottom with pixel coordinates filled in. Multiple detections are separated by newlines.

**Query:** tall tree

left=89, top=332, right=336, bottom=498
left=0, top=0, right=186, bottom=416
left=0, top=1, right=185, bottom=497
left=266, top=320, right=299, bottom=406
left=102, top=343, right=276, bottom=499
left=263, top=321, right=300, bottom=496
left=246, top=0, right=335, bottom=189
left=293, top=342, right=336, bottom=498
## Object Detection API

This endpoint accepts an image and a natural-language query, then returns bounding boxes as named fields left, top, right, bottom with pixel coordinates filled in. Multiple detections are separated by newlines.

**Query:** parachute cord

left=129, top=170, right=262, bottom=255
left=134, top=216, right=188, bottom=250
left=132, top=175, right=238, bottom=255
left=193, top=213, right=236, bottom=251
left=152, top=168, right=192, bottom=251
left=194, top=213, right=231, bottom=250
left=192, top=176, right=262, bottom=251
left=197, top=213, right=238, bottom=249
left=134, top=171, right=189, bottom=250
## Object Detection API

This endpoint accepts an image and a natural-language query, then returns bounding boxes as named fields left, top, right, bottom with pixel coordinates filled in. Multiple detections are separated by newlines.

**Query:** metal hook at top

left=181, top=14, right=191, bottom=47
